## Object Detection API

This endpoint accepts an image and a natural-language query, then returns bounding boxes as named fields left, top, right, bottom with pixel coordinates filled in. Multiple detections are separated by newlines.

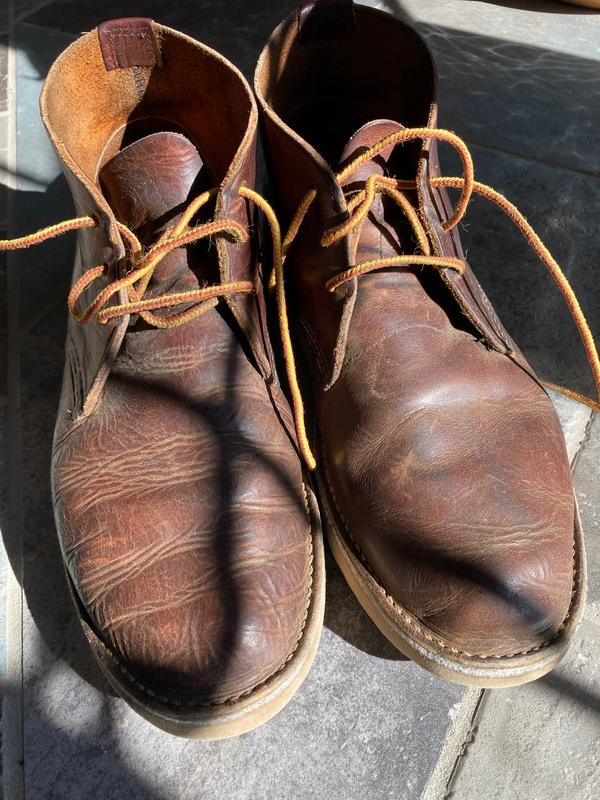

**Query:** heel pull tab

left=98, top=18, right=162, bottom=71
left=298, top=0, right=357, bottom=43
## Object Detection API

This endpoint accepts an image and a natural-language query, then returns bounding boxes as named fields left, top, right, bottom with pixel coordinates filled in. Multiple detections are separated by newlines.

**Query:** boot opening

left=255, top=4, right=434, bottom=167
left=41, top=23, right=255, bottom=190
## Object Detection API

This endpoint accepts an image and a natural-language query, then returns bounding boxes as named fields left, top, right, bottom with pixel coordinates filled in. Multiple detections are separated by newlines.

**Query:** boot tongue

left=338, top=119, right=405, bottom=187
left=99, top=131, right=210, bottom=291
left=338, top=119, right=410, bottom=260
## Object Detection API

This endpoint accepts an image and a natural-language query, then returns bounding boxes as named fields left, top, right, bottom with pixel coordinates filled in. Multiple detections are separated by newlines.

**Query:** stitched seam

left=107, top=32, right=119, bottom=69
left=468, top=270, right=512, bottom=349
left=320, top=446, right=578, bottom=660
left=67, top=338, right=84, bottom=411
left=93, top=482, right=315, bottom=707
left=430, top=182, right=509, bottom=347
left=299, top=315, right=327, bottom=380
left=131, top=67, right=146, bottom=102
left=105, top=27, right=154, bottom=68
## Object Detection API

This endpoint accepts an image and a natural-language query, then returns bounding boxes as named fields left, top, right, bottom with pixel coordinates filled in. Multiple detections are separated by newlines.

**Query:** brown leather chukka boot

left=255, top=1, right=594, bottom=687
left=36, top=18, right=324, bottom=737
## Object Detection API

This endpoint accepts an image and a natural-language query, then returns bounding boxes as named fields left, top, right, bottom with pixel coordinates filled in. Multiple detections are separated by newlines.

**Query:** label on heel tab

left=98, top=18, right=162, bottom=71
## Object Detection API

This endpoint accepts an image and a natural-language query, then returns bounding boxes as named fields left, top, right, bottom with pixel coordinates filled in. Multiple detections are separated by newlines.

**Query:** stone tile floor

left=1, top=1, right=599, bottom=798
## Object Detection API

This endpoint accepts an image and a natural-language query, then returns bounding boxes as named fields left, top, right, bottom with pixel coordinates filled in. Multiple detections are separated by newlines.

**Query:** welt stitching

left=320, top=446, right=578, bottom=661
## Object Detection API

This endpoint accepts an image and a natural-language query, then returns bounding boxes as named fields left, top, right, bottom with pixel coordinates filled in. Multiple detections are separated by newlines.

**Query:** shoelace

left=3, top=130, right=599, bottom=473
left=0, top=185, right=313, bottom=468
left=278, top=126, right=600, bottom=468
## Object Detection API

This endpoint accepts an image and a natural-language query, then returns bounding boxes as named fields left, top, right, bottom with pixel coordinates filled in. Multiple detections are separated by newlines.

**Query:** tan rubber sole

left=65, top=485, right=325, bottom=740
left=318, top=469, right=586, bottom=688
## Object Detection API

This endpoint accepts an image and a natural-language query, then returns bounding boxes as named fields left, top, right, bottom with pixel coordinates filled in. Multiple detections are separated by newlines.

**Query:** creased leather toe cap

left=62, top=491, right=313, bottom=705
left=53, top=319, right=314, bottom=706
left=404, top=536, right=575, bottom=658
left=322, top=371, right=576, bottom=660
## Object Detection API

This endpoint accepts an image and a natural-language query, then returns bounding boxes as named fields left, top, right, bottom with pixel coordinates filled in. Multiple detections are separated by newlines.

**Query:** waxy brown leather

left=256, top=2, right=577, bottom=658
left=43, top=20, right=314, bottom=706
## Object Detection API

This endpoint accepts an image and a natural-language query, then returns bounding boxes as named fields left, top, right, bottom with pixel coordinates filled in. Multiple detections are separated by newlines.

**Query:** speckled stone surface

left=384, top=0, right=600, bottom=174
left=450, top=415, right=600, bottom=800
left=2, top=2, right=600, bottom=799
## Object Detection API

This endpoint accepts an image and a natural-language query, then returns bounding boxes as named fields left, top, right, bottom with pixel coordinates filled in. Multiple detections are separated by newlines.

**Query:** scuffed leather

left=54, top=311, right=311, bottom=701
left=48, top=25, right=313, bottom=704
left=258, top=2, right=576, bottom=657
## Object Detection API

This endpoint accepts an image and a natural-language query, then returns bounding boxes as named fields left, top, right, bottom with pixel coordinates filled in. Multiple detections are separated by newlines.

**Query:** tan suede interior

left=41, top=24, right=254, bottom=187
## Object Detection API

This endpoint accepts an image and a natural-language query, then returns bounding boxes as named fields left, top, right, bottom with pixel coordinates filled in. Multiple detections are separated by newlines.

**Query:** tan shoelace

left=3, top=132, right=599, bottom=473
left=277, top=126, right=600, bottom=468
left=0, top=185, right=314, bottom=468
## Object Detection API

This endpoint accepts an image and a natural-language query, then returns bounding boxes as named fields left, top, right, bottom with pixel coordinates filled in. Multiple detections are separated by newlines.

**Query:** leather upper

left=45, top=21, right=312, bottom=703
left=256, top=2, right=576, bottom=657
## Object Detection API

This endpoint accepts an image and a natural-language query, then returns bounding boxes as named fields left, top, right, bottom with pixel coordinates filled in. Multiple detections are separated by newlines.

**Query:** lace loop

left=0, top=186, right=317, bottom=470
left=3, top=126, right=598, bottom=474
left=0, top=216, right=97, bottom=249
left=239, top=186, right=316, bottom=470
left=67, top=217, right=250, bottom=326
left=335, top=127, right=475, bottom=232
left=325, top=254, right=465, bottom=292
left=279, top=126, right=600, bottom=416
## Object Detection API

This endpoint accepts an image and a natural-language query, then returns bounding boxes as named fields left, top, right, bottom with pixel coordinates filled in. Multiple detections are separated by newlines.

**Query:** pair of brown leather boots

left=19, top=2, right=596, bottom=738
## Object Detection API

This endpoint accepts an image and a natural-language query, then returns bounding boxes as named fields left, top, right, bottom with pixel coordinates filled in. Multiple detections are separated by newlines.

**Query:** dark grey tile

left=378, top=1, right=600, bottom=175
left=15, top=177, right=74, bottom=334
left=0, top=168, right=8, bottom=227
left=19, top=0, right=298, bottom=81
left=0, top=296, right=6, bottom=400
left=440, top=143, right=600, bottom=396
left=427, top=25, right=600, bottom=176
left=15, top=1, right=54, bottom=21
left=13, top=23, right=76, bottom=328
left=449, top=413, right=600, bottom=800
left=450, top=606, right=600, bottom=800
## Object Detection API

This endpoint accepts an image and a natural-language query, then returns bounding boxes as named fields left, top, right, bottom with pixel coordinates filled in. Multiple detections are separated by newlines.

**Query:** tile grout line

left=570, top=409, right=595, bottom=473
left=2, top=0, right=26, bottom=797
left=421, top=688, right=484, bottom=800
left=422, top=396, right=593, bottom=800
